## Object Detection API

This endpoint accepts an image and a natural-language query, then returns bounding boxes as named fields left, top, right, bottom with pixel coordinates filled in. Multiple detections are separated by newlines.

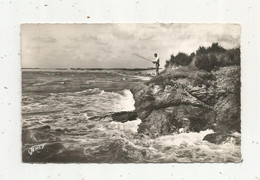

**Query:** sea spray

left=108, top=119, right=141, bottom=133
left=115, top=89, right=135, bottom=112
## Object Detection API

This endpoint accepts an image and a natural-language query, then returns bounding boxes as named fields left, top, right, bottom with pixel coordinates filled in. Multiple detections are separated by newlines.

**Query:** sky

left=21, top=24, right=240, bottom=68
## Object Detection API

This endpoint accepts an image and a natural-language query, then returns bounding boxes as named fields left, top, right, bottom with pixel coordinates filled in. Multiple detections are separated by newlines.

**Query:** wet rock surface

left=203, top=132, right=241, bottom=145
left=111, top=111, right=138, bottom=123
left=88, top=111, right=138, bottom=123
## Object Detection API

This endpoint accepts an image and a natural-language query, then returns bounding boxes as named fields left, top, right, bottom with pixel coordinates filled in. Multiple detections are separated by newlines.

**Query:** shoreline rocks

left=88, top=111, right=138, bottom=123
left=203, top=132, right=241, bottom=145
left=111, top=111, right=138, bottom=123
left=130, top=66, right=241, bottom=142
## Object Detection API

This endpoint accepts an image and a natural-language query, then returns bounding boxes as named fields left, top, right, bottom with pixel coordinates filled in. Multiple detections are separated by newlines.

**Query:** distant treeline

left=165, top=43, right=240, bottom=72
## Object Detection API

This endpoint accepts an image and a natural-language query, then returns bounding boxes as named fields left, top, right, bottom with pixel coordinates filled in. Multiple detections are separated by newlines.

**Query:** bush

left=164, top=54, right=174, bottom=68
left=175, top=53, right=191, bottom=66
left=165, top=52, right=193, bottom=68
left=195, top=54, right=218, bottom=72
left=207, top=43, right=226, bottom=54
left=193, top=72, right=216, bottom=88
left=218, top=54, right=230, bottom=67
left=217, top=48, right=240, bottom=67
left=164, top=43, right=240, bottom=69
left=196, top=46, right=207, bottom=55
left=227, top=48, right=240, bottom=66
left=196, top=43, right=226, bottom=55
left=164, top=60, right=170, bottom=68
left=188, top=52, right=195, bottom=64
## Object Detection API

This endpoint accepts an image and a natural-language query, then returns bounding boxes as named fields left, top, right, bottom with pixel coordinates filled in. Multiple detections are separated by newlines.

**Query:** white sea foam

left=33, top=82, right=49, bottom=86
left=153, top=129, right=214, bottom=147
left=109, top=119, right=141, bottom=133
left=115, top=89, right=135, bottom=111
left=133, top=76, right=152, bottom=81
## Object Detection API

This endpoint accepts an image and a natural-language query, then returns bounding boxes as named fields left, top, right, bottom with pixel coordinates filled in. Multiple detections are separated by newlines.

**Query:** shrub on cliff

left=195, top=54, right=218, bottom=72
left=227, top=48, right=240, bottom=66
left=147, top=75, right=175, bottom=88
left=207, top=43, right=226, bottom=54
left=217, top=48, right=240, bottom=67
left=196, top=43, right=226, bottom=55
left=164, top=60, right=170, bottom=68
left=165, top=52, right=194, bottom=68
left=196, top=46, right=207, bottom=55
left=193, top=71, right=216, bottom=88
left=164, top=43, right=240, bottom=71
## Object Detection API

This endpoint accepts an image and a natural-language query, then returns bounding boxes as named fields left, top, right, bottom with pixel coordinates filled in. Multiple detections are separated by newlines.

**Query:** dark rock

left=213, top=94, right=240, bottom=132
left=88, top=114, right=112, bottom=121
left=138, top=108, right=177, bottom=137
left=132, top=76, right=215, bottom=136
left=111, top=111, right=137, bottom=123
left=203, top=132, right=241, bottom=145
left=208, top=67, right=241, bottom=133
left=89, top=111, right=137, bottom=123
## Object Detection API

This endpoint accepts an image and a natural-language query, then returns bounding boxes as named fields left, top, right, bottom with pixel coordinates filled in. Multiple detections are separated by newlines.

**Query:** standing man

left=153, top=53, right=160, bottom=76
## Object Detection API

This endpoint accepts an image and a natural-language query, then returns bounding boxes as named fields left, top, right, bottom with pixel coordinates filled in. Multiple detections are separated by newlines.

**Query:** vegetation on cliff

left=165, top=43, right=240, bottom=72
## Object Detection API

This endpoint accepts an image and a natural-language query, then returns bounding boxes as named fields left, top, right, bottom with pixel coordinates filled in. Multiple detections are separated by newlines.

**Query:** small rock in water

left=111, top=111, right=137, bottom=123
left=203, top=132, right=240, bottom=145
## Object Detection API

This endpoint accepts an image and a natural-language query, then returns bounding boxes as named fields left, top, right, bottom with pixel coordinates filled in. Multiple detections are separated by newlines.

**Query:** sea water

left=22, top=69, right=241, bottom=163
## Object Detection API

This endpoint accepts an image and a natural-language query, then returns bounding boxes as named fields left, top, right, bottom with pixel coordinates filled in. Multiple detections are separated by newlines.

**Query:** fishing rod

left=132, top=53, right=153, bottom=63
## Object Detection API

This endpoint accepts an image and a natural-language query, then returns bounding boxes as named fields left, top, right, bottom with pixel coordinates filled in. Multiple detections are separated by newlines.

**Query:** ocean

left=22, top=69, right=241, bottom=163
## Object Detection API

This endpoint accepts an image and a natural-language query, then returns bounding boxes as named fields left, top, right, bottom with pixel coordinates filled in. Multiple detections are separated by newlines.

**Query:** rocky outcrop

left=212, top=67, right=241, bottom=133
left=88, top=111, right=138, bottom=123
left=203, top=132, right=241, bottom=145
left=111, top=111, right=138, bottom=123
left=131, top=66, right=240, bottom=140
left=132, top=83, right=215, bottom=137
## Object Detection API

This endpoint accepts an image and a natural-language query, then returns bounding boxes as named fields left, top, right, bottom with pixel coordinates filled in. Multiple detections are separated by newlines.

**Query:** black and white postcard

left=21, top=24, right=241, bottom=163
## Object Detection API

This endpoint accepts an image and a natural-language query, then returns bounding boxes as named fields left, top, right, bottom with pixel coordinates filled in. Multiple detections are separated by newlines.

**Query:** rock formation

left=131, top=65, right=241, bottom=142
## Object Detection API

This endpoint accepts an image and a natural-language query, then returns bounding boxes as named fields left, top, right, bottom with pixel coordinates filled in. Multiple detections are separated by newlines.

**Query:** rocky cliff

left=131, top=65, right=241, bottom=142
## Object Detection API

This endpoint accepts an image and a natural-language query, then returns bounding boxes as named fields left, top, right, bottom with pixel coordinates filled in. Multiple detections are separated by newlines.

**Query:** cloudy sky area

left=22, top=24, right=240, bottom=68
